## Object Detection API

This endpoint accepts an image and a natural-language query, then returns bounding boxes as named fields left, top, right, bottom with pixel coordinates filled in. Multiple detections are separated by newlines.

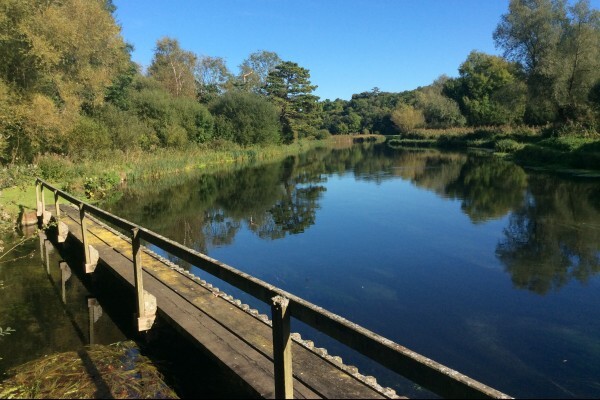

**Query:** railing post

left=54, top=190, right=60, bottom=218
left=271, top=295, right=293, bottom=399
left=132, top=227, right=155, bottom=331
left=41, top=184, right=46, bottom=216
left=55, top=190, right=68, bottom=242
left=79, top=204, right=92, bottom=272
left=35, top=180, right=42, bottom=218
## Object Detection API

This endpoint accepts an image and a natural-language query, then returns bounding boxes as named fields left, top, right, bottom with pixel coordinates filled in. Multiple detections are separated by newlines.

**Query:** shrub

left=390, top=104, right=425, bottom=133
left=38, top=155, right=74, bottom=181
left=84, top=172, right=120, bottom=199
left=538, top=137, right=593, bottom=152
left=210, top=92, right=281, bottom=145
left=65, top=116, right=111, bottom=160
left=495, top=139, right=524, bottom=153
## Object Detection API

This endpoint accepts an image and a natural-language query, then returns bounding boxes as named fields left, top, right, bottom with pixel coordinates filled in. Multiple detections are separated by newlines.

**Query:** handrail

left=35, top=178, right=511, bottom=399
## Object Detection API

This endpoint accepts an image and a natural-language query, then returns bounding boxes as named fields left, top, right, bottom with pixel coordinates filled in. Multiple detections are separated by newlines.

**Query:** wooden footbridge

left=35, top=178, right=511, bottom=399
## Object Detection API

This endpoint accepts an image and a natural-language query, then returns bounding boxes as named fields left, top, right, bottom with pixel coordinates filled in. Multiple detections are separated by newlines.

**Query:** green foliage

left=171, top=97, right=214, bottom=144
left=237, top=50, right=282, bottom=93
left=494, top=0, right=600, bottom=126
left=538, top=136, right=597, bottom=151
left=195, top=55, right=232, bottom=103
left=65, top=116, right=112, bottom=159
left=390, top=104, right=425, bottom=133
left=148, top=37, right=196, bottom=98
left=265, top=61, right=320, bottom=143
left=127, top=76, right=213, bottom=148
left=314, top=129, right=331, bottom=140
left=414, top=76, right=466, bottom=128
left=495, top=138, right=524, bottom=153
left=84, top=172, right=120, bottom=199
left=0, top=0, right=129, bottom=163
left=94, top=104, right=146, bottom=154
left=444, top=51, right=526, bottom=126
left=551, top=120, right=599, bottom=138
left=346, top=89, right=407, bottom=134
left=210, top=91, right=281, bottom=145
left=38, top=155, right=74, bottom=182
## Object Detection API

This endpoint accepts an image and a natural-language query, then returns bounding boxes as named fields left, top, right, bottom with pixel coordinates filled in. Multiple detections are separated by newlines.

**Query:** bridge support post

left=132, top=227, right=155, bottom=331
left=271, top=295, right=293, bottom=399
left=60, top=261, right=71, bottom=304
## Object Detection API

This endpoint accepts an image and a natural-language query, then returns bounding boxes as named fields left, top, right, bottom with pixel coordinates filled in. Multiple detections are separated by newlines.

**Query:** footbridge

left=35, top=178, right=511, bottom=399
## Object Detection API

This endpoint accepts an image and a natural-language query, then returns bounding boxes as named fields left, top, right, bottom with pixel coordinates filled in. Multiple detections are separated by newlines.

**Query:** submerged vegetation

left=0, top=342, right=178, bottom=399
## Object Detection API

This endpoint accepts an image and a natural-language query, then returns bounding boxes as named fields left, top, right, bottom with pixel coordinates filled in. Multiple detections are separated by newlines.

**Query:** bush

left=495, top=139, right=524, bottom=153
left=538, top=137, right=594, bottom=152
left=390, top=104, right=425, bottom=133
left=38, top=155, right=74, bottom=181
left=546, top=121, right=599, bottom=138
left=84, top=172, right=120, bottom=199
left=64, top=116, right=111, bottom=160
left=314, top=129, right=331, bottom=140
left=210, top=92, right=281, bottom=145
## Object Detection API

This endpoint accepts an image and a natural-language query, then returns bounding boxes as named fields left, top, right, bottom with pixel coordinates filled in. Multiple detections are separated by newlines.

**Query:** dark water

left=0, top=230, right=127, bottom=374
left=103, top=143, right=600, bottom=398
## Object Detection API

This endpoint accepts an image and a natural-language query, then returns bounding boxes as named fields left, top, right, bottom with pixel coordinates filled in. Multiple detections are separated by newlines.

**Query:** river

left=3, top=141, right=598, bottom=398
left=104, top=142, right=600, bottom=398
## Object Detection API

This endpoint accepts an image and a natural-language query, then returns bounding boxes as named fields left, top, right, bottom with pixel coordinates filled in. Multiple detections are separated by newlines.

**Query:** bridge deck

left=52, top=204, right=398, bottom=399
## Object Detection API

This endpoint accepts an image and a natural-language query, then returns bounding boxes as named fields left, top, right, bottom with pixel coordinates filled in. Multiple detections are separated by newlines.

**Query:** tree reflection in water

left=105, top=144, right=600, bottom=294
left=496, top=176, right=600, bottom=294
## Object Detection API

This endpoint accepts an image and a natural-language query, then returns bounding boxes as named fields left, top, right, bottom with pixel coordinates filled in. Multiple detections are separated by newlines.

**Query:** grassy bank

left=1, top=137, right=356, bottom=233
left=387, top=126, right=600, bottom=174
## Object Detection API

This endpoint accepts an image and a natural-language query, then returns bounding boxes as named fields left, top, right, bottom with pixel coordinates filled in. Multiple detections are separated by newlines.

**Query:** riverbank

left=386, top=126, right=600, bottom=176
left=0, top=135, right=386, bottom=234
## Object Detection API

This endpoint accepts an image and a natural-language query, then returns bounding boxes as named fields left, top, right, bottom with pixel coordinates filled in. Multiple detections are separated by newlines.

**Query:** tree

left=390, top=104, right=425, bottom=133
left=553, top=0, right=600, bottom=122
left=444, top=51, right=527, bottom=126
left=127, top=76, right=213, bottom=148
left=264, top=61, right=319, bottom=143
left=494, top=0, right=600, bottom=125
left=210, top=91, right=281, bottom=145
left=346, top=89, right=407, bottom=134
left=494, top=0, right=566, bottom=75
left=148, top=37, right=196, bottom=99
left=414, top=76, right=466, bottom=128
left=195, top=55, right=232, bottom=103
left=238, top=50, right=282, bottom=93
left=0, top=0, right=130, bottom=162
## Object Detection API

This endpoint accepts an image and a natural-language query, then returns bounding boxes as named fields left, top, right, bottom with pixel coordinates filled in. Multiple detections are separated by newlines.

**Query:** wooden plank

left=56, top=206, right=390, bottom=399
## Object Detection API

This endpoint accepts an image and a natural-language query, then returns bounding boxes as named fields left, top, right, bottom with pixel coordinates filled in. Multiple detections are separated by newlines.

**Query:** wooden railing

left=36, top=178, right=511, bottom=399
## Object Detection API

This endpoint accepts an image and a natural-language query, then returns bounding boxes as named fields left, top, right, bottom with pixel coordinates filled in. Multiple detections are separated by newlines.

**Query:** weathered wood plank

left=56, top=205, right=390, bottom=399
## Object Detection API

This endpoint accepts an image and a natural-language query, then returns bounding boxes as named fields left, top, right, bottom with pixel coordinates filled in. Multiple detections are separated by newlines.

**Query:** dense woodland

left=1, top=0, right=599, bottom=165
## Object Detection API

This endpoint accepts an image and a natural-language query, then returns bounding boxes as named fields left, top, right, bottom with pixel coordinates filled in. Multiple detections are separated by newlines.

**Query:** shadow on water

left=0, top=228, right=255, bottom=398
left=45, top=230, right=256, bottom=399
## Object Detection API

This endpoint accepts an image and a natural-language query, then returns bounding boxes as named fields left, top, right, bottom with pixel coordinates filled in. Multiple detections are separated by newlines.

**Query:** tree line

left=1, top=0, right=599, bottom=165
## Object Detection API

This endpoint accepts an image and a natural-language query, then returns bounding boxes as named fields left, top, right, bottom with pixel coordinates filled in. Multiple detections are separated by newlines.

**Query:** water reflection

left=105, top=144, right=600, bottom=294
left=101, top=143, right=600, bottom=397
left=496, top=175, right=600, bottom=294
left=0, top=232, right=125, bottom=373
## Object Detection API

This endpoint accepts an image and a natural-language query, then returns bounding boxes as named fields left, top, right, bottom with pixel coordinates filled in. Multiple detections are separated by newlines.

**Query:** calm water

left=104, top=142, right=600, bottom=398
left=0, top=230, right=127, bottom=374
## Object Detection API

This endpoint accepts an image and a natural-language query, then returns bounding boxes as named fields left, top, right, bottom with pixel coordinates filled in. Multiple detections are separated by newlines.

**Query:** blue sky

left=113, top=0, right=599, bottom=101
